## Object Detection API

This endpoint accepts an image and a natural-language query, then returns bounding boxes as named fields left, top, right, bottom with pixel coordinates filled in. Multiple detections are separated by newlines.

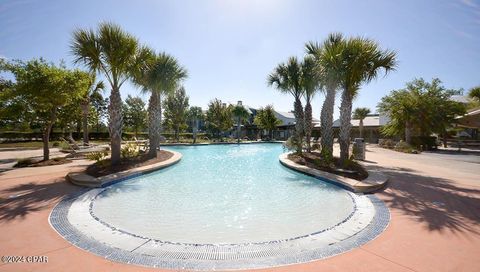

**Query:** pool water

left=92, top=143, right=354, bottom=244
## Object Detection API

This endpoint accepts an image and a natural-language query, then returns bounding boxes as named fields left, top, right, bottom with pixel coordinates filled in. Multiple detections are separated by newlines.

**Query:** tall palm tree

left=232, top=103, right=250, bottom=143
left=268, top=57, right=304, bottom=153
left=338, top=37, right=397, bottom=162
left=305, top=33, right=345, bottom=158
left=353, top=107, right=371, bottom=138
left=71, top=22, right=141, bottom=165
left=80, top=74, right=104, bottom=145
left=187, top=106, right=204, bottom=144
left=134, top=51, right=188, bottom=157
left=301, top=56, right=319, bottom=152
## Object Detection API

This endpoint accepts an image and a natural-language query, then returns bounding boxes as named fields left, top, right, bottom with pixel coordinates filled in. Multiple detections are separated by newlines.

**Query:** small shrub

left=14, top=158, right=34, bottom=168
left=86, top=151, right=108, bottom=162
left=311, top=143, right=320, bottom=151
left=52, top=142, right=60, bottom=147
left=379, top=138, right=396, bottom=149
left=394, top=140, right=417, bottom=153
left=121, top=142, right=139, bottom=158
left=284, top=136, right=302, bottom=153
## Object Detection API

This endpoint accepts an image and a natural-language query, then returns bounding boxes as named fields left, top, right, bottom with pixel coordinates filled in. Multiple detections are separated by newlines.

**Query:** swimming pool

left=92, top=143, right=354, bottom=244
left=51, top=143, right=389, bottom=269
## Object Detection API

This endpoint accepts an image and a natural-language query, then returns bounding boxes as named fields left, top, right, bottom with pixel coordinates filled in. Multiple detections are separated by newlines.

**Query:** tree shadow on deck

left=376, top=166, right=480, bottom=234
left=0, top=179, right=76, bottom=222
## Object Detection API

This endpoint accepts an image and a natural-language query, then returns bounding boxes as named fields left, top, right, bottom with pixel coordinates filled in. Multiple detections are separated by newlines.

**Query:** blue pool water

left=92, top=143, right=354, bottom=244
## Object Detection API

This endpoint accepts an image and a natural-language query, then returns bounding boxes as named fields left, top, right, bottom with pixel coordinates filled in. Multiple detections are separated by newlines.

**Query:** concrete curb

left=279, top=153, right=387, bottom=193
left=67, top=150, right=182, bottom=188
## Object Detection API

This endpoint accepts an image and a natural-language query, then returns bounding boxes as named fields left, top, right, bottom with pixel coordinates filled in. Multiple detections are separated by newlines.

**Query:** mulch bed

left=14, top=157, right=73, bottom=168
left=86, top=150, right=173, bottom=178
left=288, top=152, right=368, bottom=181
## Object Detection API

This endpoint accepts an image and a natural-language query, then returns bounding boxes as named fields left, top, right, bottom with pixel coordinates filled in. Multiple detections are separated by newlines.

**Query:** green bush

left=379, top=138, right=396, bottom=149
left=121, top=142, right=139, bottom=158
left=86, top=151, right=108, bottom=162
left=411, top=136, right=437, bottom=150
left=394, top=140, right=417, bottom=153
left=14, top=158, right=34, bottom=167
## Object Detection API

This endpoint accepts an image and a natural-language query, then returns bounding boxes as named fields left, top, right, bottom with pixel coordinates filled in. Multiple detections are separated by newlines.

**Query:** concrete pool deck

left=0, top=144, right=479, bottom=271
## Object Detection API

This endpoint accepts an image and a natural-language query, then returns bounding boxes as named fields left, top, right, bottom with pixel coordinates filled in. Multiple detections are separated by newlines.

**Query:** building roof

left=275, top=111, right=319, bottom=126
left=327, top=114, right=390, bottom=128
left=455, top=107, right=480, bottom=128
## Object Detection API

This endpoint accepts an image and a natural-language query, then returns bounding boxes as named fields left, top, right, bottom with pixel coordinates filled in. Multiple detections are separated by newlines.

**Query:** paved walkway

left=0, top=145, right=479, bottom=271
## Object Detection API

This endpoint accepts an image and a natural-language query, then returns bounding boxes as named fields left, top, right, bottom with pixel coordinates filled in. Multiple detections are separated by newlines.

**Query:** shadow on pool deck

left=0, top=179, right=74, bottom=222
left=376, top=165, right=480, bottom=234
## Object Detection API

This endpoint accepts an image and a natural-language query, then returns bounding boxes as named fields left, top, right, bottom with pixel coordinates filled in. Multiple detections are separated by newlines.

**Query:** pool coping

left=66, top=150, right=182, bottom=188
left=279, top=153, right=388, bottom=193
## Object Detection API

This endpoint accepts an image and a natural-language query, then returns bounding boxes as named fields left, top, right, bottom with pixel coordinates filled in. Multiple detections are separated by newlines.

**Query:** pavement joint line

left=359, top=247, right=419, bottom=272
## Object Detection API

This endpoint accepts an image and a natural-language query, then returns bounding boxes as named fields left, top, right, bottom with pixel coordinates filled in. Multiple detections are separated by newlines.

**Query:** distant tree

left=0, top=77, right=33, bottom=129
left=232, top=104, right=250, bottom=143
left=205, top=98, right=233, bottom=139
left=80, top=75, right=104, bottom=144
left=352, top=107, right=371, bottom=138
left=378, top=78, right=466, bottom=146
left=254, top=105, right=281, bottom=139
left=123, top=95, right=147, bottom=137
left=89, top=92, right=108, bottom=132
left=163, top=87, right=189, bottom=142
left=1, top=58, right=89, bottom=160
left=187, top=106, right=204, bottom=144
left=469, top=86, right=480, bottom=101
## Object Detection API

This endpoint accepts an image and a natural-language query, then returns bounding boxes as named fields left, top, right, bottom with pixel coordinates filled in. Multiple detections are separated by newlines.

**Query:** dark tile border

left=50, top=190, right=389, bottom=270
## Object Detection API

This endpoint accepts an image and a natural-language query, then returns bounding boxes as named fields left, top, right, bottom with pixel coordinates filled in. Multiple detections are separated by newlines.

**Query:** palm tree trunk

left=304, top=101, right=313, bottom=152
left=320, top=86, right=335, bottom=157
left=81, top=102, right=89, bottom=145
left=237, top=117, right=241, bottom=143
left=294, top=97, right=305, bottom=153
left=339, top=91, right=353, bottom=162
left=108, top=87, right=123, bottom=165
left=148, top=92, right=161, bottom=158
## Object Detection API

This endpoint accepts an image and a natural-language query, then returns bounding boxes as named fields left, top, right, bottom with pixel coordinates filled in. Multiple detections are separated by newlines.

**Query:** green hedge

left=411, top=136, right=438, bottom=150
left=0, top=131, right=207, bottom=142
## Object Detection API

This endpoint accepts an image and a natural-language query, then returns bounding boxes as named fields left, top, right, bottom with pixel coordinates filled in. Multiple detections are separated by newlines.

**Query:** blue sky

left=1, top=0, right=479, bottom=119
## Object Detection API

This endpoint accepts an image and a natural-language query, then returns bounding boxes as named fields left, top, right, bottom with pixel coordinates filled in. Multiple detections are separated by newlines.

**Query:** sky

left=1, top=0, right=479, bottom=120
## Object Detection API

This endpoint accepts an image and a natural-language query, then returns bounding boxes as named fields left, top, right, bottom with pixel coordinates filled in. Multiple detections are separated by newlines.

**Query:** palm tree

left=337, top=37, right=397, bottom=162
left=268, top=57, right=304, bottom=153
left=71, top=22, right=141, bottom=165
left=80, top=74, right=104, bottom=145
left=232, top=103, right=250, bottom=143
left=187, top=106, right=204, bottom=144
left=306, top=33, right=344, bottom=158
left=134, top=51, right=188, bottom=157
left=353, top=107, right=371, bottom=138
left=301, top=56, right=319, bottom=152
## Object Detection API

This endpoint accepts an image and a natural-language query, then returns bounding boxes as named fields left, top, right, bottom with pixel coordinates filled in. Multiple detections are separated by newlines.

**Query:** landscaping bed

left=287, top=152, right=368, bottom=180
left=14, top=157, right=72, bottom=168
left=86, top=150, right=173, bottom=177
